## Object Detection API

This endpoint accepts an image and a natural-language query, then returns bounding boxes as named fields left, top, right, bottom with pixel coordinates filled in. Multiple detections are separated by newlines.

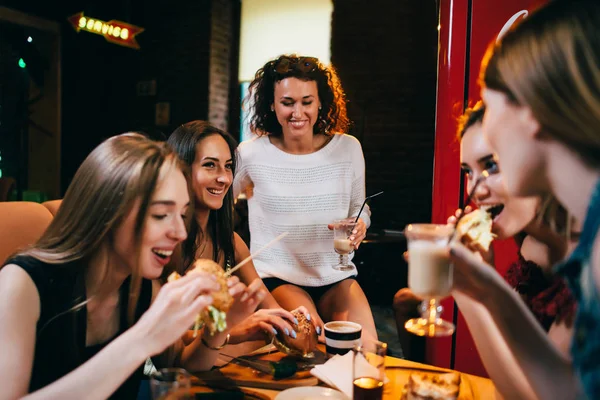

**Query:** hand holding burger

left=272, top=309, right=319, bottom=358
left=169, top=259, right=235, bottom=337
left=454, top=208, right=495, bottom=252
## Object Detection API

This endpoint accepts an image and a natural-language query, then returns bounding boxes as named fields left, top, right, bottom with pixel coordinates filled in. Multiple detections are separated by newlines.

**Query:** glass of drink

left=352, top=340, right=387, bottom=400
left=332, top=218, right=357, bottom=271
left=150, top=368, right=192, bottom=400
left=404, top=223, right=455, bottom=337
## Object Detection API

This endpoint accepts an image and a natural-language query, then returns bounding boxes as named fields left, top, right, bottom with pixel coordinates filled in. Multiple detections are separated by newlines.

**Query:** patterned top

left=504, top=253, right=576, bottom=331
left=233, top=134, right=370, bottom=287
left=555, top=178, right=600, bottom=399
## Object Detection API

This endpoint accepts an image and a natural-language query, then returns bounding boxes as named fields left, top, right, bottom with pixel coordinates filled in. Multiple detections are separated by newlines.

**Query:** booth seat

left=0, top=202, right=54, bottom=264
left=42, top=200, right=62, bottom=216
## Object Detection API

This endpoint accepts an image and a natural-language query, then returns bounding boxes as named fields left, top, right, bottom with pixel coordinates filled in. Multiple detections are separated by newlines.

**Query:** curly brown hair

left=245, top=54, right=350, bottom=137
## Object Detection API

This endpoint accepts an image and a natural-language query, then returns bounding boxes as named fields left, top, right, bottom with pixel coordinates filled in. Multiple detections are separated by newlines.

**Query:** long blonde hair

left=481, top=0, right=600, bottom=168
left=19, top=133, right=189, bottom=324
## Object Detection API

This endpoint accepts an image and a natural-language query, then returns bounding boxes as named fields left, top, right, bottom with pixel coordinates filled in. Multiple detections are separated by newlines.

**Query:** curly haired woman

left=233, top=55, right=377, bottom=342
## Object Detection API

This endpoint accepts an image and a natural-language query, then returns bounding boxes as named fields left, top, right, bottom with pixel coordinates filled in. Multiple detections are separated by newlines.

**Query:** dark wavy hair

left=167, top=121, right=238, bottom=270
left=246, top=54, right=350, bottom=136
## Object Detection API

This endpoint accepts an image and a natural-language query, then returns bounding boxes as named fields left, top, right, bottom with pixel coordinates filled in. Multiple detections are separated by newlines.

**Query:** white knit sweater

left=233, top=134, right=371, bottom=287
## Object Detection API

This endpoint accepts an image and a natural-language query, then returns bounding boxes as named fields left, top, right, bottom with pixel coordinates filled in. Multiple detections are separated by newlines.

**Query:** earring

left=319, top=106, right=322, bottom=110
left=270, top=105, right=274, bottom=112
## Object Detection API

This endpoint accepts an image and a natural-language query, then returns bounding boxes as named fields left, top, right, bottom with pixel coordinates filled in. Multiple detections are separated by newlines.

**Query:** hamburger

left=272, top=310, right=318, bottom=358
left=168, top=259, right=233, bottom=337
left=455, top=209, right=496, bottom=251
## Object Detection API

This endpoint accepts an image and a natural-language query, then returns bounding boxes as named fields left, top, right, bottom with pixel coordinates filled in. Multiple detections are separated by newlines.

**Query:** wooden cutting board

left=192, top=349, right=321, bottom=391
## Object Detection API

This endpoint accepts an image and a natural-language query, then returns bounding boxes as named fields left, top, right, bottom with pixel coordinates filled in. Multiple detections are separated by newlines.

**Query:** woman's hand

left=350, top=218, right=367, bottom=249
left=449, top=242, right=502, bottom=301
left=228, top=307, right=299, bottom=344
left=224, top=277, right=266, bottom=331
left=291, top=306, right=324, bottom=338
left=290, top=306, right=325, bottom=341
left=134, top=271, right=219, bottom=356
left=228, top=304, right=324, bottom=344
left=328, top=218, right=367, bottom=250
left=448, top=206, right=494, bottom=264
left=447, top=205, right=473, bottom=225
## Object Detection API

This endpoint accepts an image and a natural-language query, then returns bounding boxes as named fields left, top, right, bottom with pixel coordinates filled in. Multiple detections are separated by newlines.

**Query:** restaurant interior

left=0, top=0, right=554, bottom=398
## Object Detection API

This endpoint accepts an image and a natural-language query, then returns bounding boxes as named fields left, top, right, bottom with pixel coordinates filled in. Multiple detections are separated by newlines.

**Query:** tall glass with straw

left=331, top=191, right=383, bottom=272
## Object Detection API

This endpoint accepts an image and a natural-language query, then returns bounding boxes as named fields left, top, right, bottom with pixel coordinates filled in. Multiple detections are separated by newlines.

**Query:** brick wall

left=331, top=0, right=439, bottom=230
left=132, top=1, right=212, bottom=135
left=208, top=0, right=233, bottom=131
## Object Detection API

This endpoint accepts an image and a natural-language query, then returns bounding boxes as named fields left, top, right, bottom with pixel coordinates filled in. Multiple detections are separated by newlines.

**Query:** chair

left=0, top=177, right=16, bottom=202
left=0, top=202, right=53, bottom=264
left=42, top=199, right=62, bottom=216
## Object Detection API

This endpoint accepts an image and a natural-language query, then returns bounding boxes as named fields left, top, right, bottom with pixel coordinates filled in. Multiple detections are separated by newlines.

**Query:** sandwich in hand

left=168, top=259, right=233, bottom=337
left=404, top=372, right=460, bottom=400
left=272, top=310, right=318, bottom=358
left=455, top=209, right=496, bottom=251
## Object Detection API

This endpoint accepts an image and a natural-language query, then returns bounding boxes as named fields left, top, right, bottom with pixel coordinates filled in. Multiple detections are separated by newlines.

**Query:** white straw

left=226, top=232, right=289, bottom=276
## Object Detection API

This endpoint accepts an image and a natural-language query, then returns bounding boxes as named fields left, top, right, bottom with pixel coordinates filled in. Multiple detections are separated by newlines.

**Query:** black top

left=7, top=255, right=153, bottom=399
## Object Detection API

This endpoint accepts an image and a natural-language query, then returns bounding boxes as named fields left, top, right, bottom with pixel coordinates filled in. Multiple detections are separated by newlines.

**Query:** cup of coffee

left=324, top=321, right=362, bottom=356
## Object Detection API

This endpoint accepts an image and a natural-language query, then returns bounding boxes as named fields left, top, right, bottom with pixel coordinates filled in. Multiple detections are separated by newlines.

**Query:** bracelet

left=201, top=333, right=230, bottom=350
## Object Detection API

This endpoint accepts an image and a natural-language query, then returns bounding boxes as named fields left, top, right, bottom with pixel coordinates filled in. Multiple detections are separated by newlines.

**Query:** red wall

left=428, top=0, right=547, bottom=376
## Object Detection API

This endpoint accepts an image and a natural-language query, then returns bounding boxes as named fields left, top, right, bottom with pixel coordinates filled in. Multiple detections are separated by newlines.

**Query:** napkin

left=310, top=351, right=387, bottom=399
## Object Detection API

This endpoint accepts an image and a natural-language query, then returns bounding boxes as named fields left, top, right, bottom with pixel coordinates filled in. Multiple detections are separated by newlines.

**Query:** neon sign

left=67, top=12, right=144, bottom=50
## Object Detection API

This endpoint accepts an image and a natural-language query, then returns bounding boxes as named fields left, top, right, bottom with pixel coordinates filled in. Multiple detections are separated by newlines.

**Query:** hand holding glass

left=332, top=218, right=357, bottom=271
left=404, top=223, right=455, bottom=337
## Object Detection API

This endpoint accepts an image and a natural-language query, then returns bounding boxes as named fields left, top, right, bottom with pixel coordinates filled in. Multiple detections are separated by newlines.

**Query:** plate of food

left=275, top=386, right=347, bottom=400
left=401, top=371, right=474, bottom=400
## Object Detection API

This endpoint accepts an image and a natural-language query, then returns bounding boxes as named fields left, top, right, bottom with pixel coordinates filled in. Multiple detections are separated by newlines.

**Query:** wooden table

left=191, top=352, right=496, bottom=399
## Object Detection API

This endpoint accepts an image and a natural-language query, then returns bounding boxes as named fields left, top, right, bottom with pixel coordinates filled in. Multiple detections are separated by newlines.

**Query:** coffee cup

left=324, top=321, right=362, bottom=356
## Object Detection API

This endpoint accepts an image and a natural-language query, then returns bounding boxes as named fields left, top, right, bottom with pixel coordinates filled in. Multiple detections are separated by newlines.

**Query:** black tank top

left=6, top=255, right=152, bottom=399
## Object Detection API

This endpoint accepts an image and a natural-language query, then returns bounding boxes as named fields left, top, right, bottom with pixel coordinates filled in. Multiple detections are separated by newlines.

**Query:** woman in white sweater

left=234, top=55, right=377, bottom=341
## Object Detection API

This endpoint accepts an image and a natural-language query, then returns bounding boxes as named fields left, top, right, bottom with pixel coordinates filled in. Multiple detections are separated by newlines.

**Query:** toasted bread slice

left=455, top=209, right=495, bottom=251
left=406, top=372, right=460, bottom=400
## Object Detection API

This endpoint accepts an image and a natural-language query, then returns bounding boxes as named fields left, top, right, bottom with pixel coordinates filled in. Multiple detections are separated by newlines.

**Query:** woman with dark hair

left=0, top=133, right=264, bottom=398
left=233, top=54, right=377, bottom=341
left=448, top=1, right=600, bottom=397
left=168, top=121, right=308, bottom=346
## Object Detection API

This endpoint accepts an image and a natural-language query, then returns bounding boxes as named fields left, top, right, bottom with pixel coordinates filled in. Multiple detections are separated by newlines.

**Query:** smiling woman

left=168, top=121, right=308, bottom=350
left=168, top=121, right=240, bottom=270
left=233, top=54, right=378, bottom=344
left=447, top=2, right=600, bottom=398
left=0, top=133, right=221, bottom=399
